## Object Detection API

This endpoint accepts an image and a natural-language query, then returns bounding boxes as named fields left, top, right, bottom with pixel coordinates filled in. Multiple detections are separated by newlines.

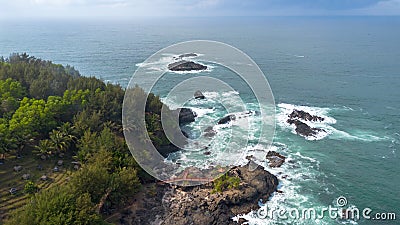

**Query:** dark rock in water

left=173, top=53, right=198, bottom=60
left=168, top=60, right=207, bottom=71
left=149, top=108, right=192, bottom=158
left=286, top=109, right=325, bottom=138
left=266, top=151, right=286, bottom=159
left=217, top=114, right=236, bottom=125
left=203, top=151, right=211, bottom=155
left=139, top=161, right=278, bottom=225
left=216, top=111, right=257, bottom=125
left=178, top=108, right=197, bottom=124
left=178, top=53, right=197, bottom=58
left=194, top=90, right=205, bottom=99
left=289, top=109, right=324, bottom=122
left=245, top=155, right=257, bottom=162
left=287, top=119, right=324, bottom=137
left=203, top=126, right=216, bottom=138
left=157, top=144, right=181, bottom=158
left=266, top=151, right=286, bottom=168
left=181, top=130, right=190, bottom=138
left=204, top=126, right=213, bottom=132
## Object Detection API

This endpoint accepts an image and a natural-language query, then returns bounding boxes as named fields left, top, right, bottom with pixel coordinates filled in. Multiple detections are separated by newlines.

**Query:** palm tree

left=49, top=130, right=69, bottom=153
left=58, top=122, right=77, bottom=143
left=35, top=139, right=54, bottom=157
left=47, top=123, right=78, bottom=154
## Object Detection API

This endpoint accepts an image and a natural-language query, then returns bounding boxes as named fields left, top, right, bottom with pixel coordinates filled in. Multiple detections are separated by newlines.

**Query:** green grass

left=0, top=150, right=75, bottom=222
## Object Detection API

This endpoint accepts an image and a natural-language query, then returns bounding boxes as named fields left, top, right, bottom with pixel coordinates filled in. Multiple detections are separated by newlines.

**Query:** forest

left=0, top=53, right=170, bottom=224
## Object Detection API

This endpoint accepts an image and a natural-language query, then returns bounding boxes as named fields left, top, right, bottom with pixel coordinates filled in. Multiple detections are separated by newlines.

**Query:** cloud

left=357, top=0, right=400, bottom=15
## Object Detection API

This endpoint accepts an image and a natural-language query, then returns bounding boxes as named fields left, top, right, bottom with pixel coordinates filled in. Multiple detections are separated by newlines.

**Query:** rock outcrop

left=218, top=114, right=236, bottom=125
left=121, top=162, right=279, bottom=225
left=178, top=108, right=197, bottom=124
left=175, top=53, right=198, bottom=59
left=288, top=109, right=324, bottom=122
left=194, top=90, right=205, bottom=99
left=217, top=111, right=257, bottom=125
left=266, top=151, right=286, bottom=168
left=168, top=60, right=207, bottom=71
left=157, top=144, right=181, bottom=158
left=203, top=126, right=217, bottom=138
left=285, top=109, right=326, bottom=138
left=287, top=119, right=324, bottom=137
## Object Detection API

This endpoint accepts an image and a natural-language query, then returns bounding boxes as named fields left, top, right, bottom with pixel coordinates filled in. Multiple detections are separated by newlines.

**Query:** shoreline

left=108, top=161, right=279, bottom=225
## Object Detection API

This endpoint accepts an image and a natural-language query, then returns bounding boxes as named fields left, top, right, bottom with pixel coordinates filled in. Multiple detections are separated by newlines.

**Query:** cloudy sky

left=0, top=0, right=399, bottom=19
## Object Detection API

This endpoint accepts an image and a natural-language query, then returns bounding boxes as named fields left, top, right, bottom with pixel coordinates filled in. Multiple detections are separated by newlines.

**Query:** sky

left=0, top=0, right=399, bottom=19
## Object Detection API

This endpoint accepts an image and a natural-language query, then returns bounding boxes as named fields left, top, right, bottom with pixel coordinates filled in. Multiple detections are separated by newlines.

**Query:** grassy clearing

left=0, top=150, right=75, bottom=222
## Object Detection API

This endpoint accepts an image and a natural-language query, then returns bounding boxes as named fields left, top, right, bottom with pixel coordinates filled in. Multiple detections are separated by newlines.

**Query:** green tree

left=0, top=119, right=16, bottom=156
left=70, top=150, right=113, bottom=204
left=9, top=98, right=57, bottom=140
left=97, top=127, right=117, bottom=152
left=49, top=130, right=70, bottom=153
left=73, top=109, right=102, bottom=134
left=58, top=122, right=77, bottom=150
left=46, top=96, right=67, bottom=121
left=62, top=89, right=89, bottom=120
left=76, top=130, right=98, bottom=162
left=110, top=167, right=141, bottom=204
left=0, top=78, right=26, bottom=99
left=0, top=78, right=27, bottom=117
left=34, top=139, right=55, bottom=157
left=6, top=186, right=106, bottom=225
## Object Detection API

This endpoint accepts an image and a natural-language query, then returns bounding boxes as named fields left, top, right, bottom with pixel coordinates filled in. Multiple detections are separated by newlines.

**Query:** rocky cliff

left=119, top=162, right=278, bottom=225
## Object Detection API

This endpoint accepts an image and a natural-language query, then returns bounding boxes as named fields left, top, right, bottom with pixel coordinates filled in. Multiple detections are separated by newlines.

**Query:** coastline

left=108, top=161, right=279, bottom=225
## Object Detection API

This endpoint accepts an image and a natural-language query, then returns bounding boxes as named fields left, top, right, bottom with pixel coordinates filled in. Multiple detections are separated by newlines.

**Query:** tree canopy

left=0, top=54, right=173, bottom=224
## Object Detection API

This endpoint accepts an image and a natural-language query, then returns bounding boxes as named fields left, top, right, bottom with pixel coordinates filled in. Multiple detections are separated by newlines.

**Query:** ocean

left=1, top=17, right=399, bottom=224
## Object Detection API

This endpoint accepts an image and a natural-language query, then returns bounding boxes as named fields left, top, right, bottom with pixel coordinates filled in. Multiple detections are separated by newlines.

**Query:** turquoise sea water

left=1, top=17, right=399, bottom=224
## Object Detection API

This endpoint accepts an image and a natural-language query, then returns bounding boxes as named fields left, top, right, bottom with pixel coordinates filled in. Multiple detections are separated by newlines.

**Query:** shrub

left=24, top=181, right=38, bottom=194
left=212, top=173, right=240, bottom=193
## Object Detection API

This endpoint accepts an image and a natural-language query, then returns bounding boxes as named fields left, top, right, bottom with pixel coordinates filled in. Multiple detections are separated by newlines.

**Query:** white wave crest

left=136, top=53, right=212, bottom=74
left=277, top=103, right=388, bottom=142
